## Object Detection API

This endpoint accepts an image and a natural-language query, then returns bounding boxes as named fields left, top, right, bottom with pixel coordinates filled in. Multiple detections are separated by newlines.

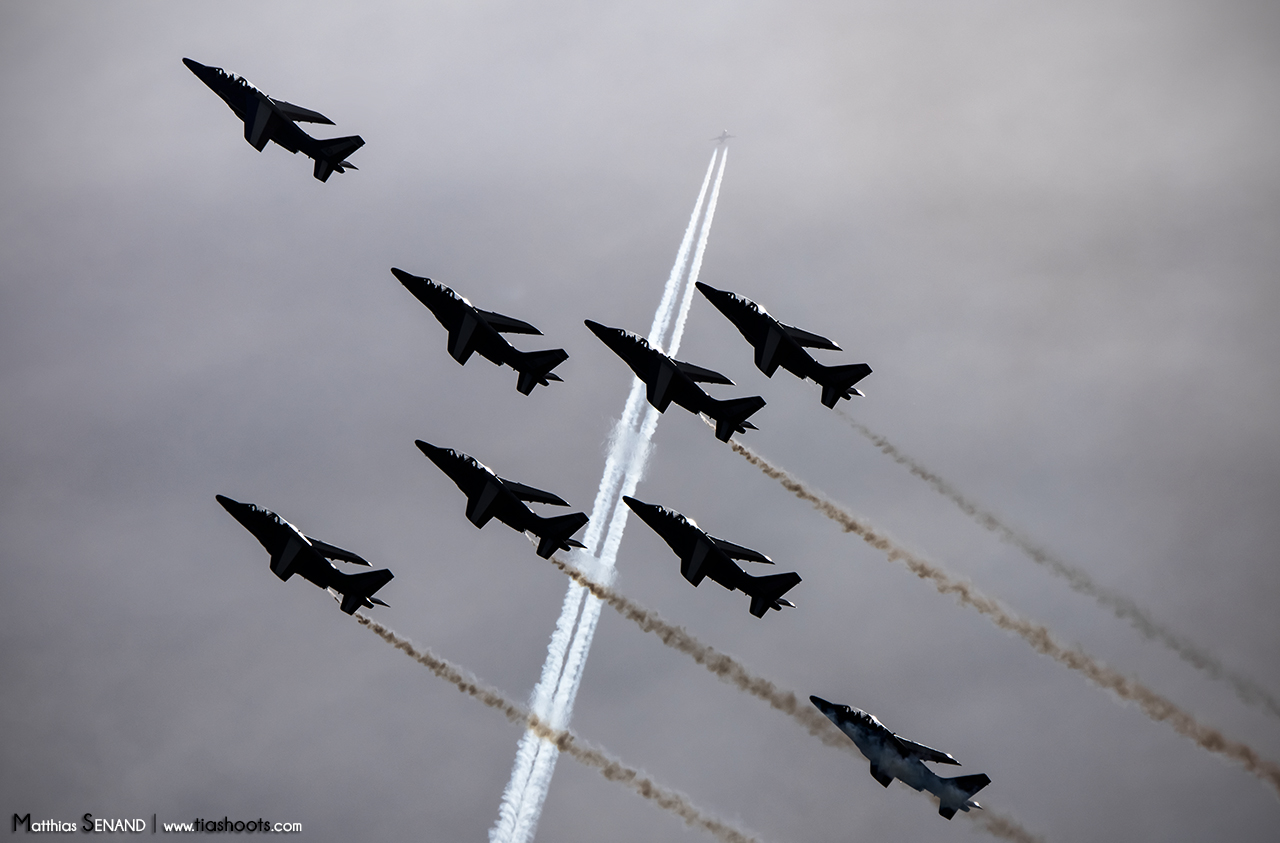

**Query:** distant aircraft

left=809, top=695, right=991, bottom=819
left=696, top=283, right=871, bottom=408
left=216, top=495, right=392, bottom=614
left=584, top=320, right=765, bottom=441
left=711, top=130, right=735, bottom=145
left=623, top=496, right=800, bottom=617
left=183, top=58, right=364, bottom=182
left=416, top=441, right=588, bottom=559
left=392, top=268, right=568, bottom=395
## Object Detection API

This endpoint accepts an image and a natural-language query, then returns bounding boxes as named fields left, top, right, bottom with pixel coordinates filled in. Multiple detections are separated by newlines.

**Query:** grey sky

left=2, top=1, right=1278, bottom=840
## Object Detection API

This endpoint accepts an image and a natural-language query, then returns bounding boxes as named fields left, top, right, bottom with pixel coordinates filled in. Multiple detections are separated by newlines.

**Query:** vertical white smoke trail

left=510, top=149, right=732, bottom=841
left=490, top=149, right=722, bottom=843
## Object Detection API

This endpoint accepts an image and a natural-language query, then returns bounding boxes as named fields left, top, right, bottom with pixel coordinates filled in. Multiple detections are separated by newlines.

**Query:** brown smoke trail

left=353, top=614, right=763, bottom=843
left=546, top=555, right=850, bottom=751
left=971, top=811, right=1046, bottom=843
left=727, top=439, right=1280, bottom=799
left=548, top=559, right=1048, bottom=843
left=839, top=411, right=1280, bottom=722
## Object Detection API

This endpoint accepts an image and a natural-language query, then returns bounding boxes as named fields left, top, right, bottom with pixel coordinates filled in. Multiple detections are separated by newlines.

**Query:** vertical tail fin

left=814, top=362, right=872, bottom=408
left=707, top=395, right=767, bottom=442
left=512, top=348, right=569, bottom=395
left=532, top=512, right=589, bottom=559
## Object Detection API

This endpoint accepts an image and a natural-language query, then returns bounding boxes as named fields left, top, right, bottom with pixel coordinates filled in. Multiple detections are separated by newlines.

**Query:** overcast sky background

left=2, top=1, right=1278, bottom=840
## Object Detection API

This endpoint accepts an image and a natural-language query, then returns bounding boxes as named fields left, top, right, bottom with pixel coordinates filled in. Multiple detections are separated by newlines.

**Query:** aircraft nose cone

left=215, top=494, right=240, bottom=512
left=583, top=319, right=614, bottom=340
left=414, top=440, right=449, bottom=467
left=810, top=695, right=833, bottom=711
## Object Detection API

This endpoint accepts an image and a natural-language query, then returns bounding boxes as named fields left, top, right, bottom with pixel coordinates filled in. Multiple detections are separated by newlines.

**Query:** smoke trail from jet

left=971, top=811, right=1046, bottom=843
left=838, top=412, right=1280, bottom=722
left=544, top=555, right=1048, bottom=842
left=545, top=554, right=850, bottom=748
left=726, top=439, right=1280, bottom=797
left=355, top=615, right=763, bottom=843
left=496, top=149, right=726, bottom=843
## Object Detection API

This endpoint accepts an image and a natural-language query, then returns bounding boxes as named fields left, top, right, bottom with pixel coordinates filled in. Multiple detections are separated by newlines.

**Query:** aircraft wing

left=271, top=99, right=335, bottom=125
left=305, top=535, right=372, bottom=567
left=674, top=360, right=734, bottom=385
left=892, top=734, right=961, bottom=765
left=782, top=323, right=842, bottom=351
left=711, top=537, right=772, bottom=564
left=477, top=310, right=542, bottom=335
left=500, top=478, right=569, bottom=507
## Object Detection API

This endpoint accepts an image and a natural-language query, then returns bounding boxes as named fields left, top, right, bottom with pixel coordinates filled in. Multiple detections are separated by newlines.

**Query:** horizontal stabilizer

left=783, top=323, right=841, bottom=351
left=745, top=571, right=802, bottom=618
left=337, top=568, right=394, bottom=615
left=271, top=99, right=335, bottom=125
left=478, top=310, right=542, bottom=335
left=500, top=479, right=569, bottom=507
left=674, top=359, right=734, bottom=385
left=817, top=362, right=873, bottom=408
left=534, top=512, right=590, bottom=559
left=712, top=537, right=772, bottom=564
left=709, top=395, right=767, bottom=442
left=312, top=135, right=364, bottom=182
left=513, top=348, right=569, bottom=395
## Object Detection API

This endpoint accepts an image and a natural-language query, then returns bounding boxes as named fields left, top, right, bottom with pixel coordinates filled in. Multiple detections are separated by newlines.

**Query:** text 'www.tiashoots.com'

left=12, top=814, right=301, bottom=834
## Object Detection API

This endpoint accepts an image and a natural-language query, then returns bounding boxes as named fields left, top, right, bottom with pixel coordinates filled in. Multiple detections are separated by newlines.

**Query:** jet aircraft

left=216, top=495, right=392, bottom=614
left=696, top=283, right=871, bottom=408
left=711, top=130, right=735, bottom=144
left=809, top=695, right=991, bottom=819
left=391, top=268, right=568, bottom=395
left=584, top=320, right=765, bottom=441
left=623, top=497, right=800, bottom=617
left=183, top=58, right=364, bottom=182
left=416, top=441, right=588, bottom=559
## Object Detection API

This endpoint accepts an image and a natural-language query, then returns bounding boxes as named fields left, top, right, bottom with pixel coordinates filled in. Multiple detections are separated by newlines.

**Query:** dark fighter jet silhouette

left=416, top=441, right=588, bottom=559
left=216, top=495, right=392, bottom=614
left=810, top=695, right=991, bottom=819
left=392, top=268, right=568, bottom=395
left=623, top=497, right=800, bottom=618
left=696, top=283, right=871, bottom=408
left=584, top=320, right=765, bottom=441
left=183, top=58, right=363, bottom=182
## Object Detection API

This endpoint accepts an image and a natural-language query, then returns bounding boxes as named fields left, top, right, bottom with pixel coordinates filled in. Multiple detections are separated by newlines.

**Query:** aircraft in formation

left=624, top=497, right=800, bottom=618
left=189, top=57, right=980, bottom=814
left=696, top=282, right=872, bottom=408
left=216, top=495, right=393, bottom=614
left=391, top=268, right=568, bottom=395
left=415, top=441, right=589, bottom=559
left=183, top=58, right=364, bottom=182
left=809, top=695, right=991, bottom=819
left=585, top=320, right=766, bottom=441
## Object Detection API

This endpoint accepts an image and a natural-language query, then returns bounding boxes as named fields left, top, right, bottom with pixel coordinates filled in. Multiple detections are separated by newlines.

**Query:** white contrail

left=510, top=149, right=734, bottom=842
left=838, top=411, right=1280, bottom=721
left=356, top=615, right=765, bottom=843
left=491, top=149, right=724, bottom=843
left=511, top=148, right=731, bottom=842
